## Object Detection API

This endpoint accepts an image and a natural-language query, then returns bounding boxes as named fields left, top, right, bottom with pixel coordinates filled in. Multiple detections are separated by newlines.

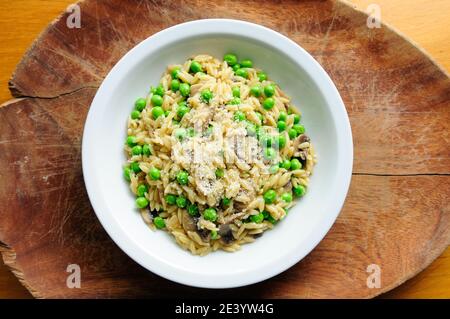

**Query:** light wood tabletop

left=0, top=0, right=448, bottom=298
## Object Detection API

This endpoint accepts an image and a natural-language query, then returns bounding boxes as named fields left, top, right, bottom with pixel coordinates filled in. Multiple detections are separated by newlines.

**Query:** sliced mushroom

left=181, top=211, right=197, bottom=232
left=218, top=224, right=234, bottom=244
left=196, top=228, right=211, bottom=242
left=233, top=201, right=247, bottom=211
left=292, top=134, right=310, bottom=158
left=298, top=134, right=310, bottom=143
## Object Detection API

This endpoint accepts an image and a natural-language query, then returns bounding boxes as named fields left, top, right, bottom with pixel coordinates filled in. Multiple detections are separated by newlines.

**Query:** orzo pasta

left=123, top=53, right=316, bottom=255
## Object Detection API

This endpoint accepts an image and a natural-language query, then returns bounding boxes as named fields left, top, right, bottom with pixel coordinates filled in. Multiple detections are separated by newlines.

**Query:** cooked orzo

left=123, top=54, right=316, bottom=255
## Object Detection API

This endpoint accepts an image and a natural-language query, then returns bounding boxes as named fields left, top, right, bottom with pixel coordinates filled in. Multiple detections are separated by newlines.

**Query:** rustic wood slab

left=0, top=0, right=448, bottom=298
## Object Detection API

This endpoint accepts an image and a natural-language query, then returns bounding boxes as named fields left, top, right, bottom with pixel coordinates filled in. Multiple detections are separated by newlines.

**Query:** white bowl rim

left=82, top=18, right=353, bottom=289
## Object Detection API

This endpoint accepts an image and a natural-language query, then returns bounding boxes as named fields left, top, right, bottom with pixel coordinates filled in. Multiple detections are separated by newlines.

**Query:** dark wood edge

left=0, top=240, right=42, bottom=298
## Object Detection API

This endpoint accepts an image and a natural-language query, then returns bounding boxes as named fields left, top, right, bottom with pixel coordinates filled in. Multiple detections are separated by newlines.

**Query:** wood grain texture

left=0, top=0, right=449, bottom=298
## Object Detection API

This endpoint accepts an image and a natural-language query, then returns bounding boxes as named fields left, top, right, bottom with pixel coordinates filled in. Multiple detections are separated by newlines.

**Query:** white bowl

left=82, top=19, right=353, bottom=288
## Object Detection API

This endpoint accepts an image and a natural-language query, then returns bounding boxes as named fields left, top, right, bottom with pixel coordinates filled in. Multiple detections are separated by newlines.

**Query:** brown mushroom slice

left=181, top=211, right=198, bottom=232
left=196, top=228, right=211, bottom=242
left=218, top=224, right=234, bottom=244
left=298, top=134, right=310, bottom=143
left=292, top=134, right=310, bottom=157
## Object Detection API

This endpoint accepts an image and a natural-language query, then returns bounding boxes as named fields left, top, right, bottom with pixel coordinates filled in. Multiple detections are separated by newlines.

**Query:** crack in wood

left=4, top=85, right=99, bottom=102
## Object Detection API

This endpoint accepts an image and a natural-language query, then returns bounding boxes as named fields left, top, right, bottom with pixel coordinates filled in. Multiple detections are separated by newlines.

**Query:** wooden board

left=0, top=0, right=449, bottom=298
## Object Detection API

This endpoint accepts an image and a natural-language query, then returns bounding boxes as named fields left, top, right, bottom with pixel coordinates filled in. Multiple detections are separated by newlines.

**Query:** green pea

left=174, top=128, right=187, bottom=141
left=277, top=120, right=286, bottom=132
left=235, top=68, right=248, bottom=78
left=263, top=189, right=277, bottom=204
left=232, top=64, right=241, bottom=72
left=277, top=135, right=287, bottom=148
left=176, top=170, right=189, bottom=185
left=264, top=84, right=276, bottom=97
left=170, top=67, right=181, bottom=79
left=280, top=159, right=291, bottom=170
left=142, top=144, right=151, bottom=156
left=180, top=83, right=191, bottom=97
left=178, top=100, right=187, bottom=107
left=131, top=110, right=140, bottom=119
left=232, top=86, right=240, bottom=98
left=165, top=194, right=177, bottom=205
left=176, top=196, right=187, bottom=208
left=130, top=162, right=141, bottom=173
left=211, top=230, right=219, bottom=240
left=215, top=168, right=224, bottom=178
left=293, top=185, right=306, bottom=197
left=250, top=85, right=263, bottom=97
left=135, top=98, right=146, bottom=112
left=269, top=164, right=279, bottom=174
left=257, top=72, right=267, bottom=82
left=290, top=158, right=302, bottom=170
left=263, top=97, right=275, bottom=110
left=230, top=97, right=241, bottom=105
left=153, top=216, right=166, bottom=229
left=264, top=147, right=276, bottom=160
left=250, top=212, right=264, bottom=223
left=224, top=53, right=238, bottom=66
left=278, top=111, right=287, bottom=122
left=136, top=196, right=149, bottom=208
left=190, top=61, right=202, bottom=73
left=131, top=145, right=142, bottom=156
left=137, top=184, right=148, bottom=197
left=234, top=111, right=246, bottom=122
left=154, top=84, right=165, bottom=96
left=171, top=79, right=180, bottom=91
left=240, top=59, right=253, bottom=68
left=164, top=110, right=170, bottom=117
left=124, top=167, right=131, bottom=181
left=281, top=192, right=293, bottom=202
left=288, top=128, right=298, bottom=139
left=126, top=136, right=137, bottom=147
left=151, top=94, right=163, bottom=107
left=152, top=106, right=164, bottom=119
left=187, top=203, right=199, bottom=216
left=177, top=105, right=190, bottom=119
left=149, top=167, right=161, bottom=180
left=221, top=197, right=231, bottom=206
left=293, top=124, right=305, bottom=135
left=293, top=114, right=301, bottom=124
left=201, top=89, right=213, bottom=103
left=203, top=208, right=217, bottom=222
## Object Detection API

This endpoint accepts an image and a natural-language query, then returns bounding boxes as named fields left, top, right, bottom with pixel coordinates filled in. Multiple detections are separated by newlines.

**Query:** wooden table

left=0, top=0, right=448, bottom=298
